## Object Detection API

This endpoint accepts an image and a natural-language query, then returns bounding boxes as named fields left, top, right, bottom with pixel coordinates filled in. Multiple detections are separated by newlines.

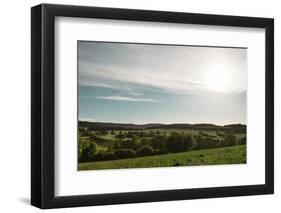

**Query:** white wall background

left=0, top=0, right=279, bottom=212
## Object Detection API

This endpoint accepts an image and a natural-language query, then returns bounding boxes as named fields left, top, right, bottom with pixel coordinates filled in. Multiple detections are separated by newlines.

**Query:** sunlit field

left=78, top=123, right=246, bottom=171
left=79, top=145, right=246, bottom=170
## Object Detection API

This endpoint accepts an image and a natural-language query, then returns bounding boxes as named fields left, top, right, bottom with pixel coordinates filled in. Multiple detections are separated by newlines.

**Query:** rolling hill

left=79, top=121, right=246, bottom=132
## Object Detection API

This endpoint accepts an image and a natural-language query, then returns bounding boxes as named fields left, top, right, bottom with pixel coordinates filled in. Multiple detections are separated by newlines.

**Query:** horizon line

left=78, top=120, right=247, bottom=126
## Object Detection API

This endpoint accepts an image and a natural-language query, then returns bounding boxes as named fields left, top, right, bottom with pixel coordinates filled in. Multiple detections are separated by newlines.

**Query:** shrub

left=223, top=134, right=237, bottom=146
left=198, top=131, right=209, bottom=137
left=147, top=130, right=155, bottom=137
left=79, top=142, right=97, bottom=162
left=165, top=133, right=184, bottom=153
left=136, top=145, right=154, bottom=157
left=92, top=152, right=104, bottom=161
left=216, top=131, right=225, bottom=137
left=182, top=135, right=196, bottom=151
left=139, top=131, right=145, bottom=137
left=79, top=128, right=92, bottom=137
left=113, top=139, right=140, bottom=150
left=153, top=149, right=167, bottom=155
left=165, top=133, right=196, bottom=153
left=194, top=135, right=204, bottom=149
left=101, top=130, right=109, bottom=135
left=115, top=134, right=125, bottom=139
left=101, top=152, right=116, bottom=161
left=114, top=149, right=136, bottom=159
left=237, top=137, right=246, bottom=145
left=151, top=136, right=166, bottom=150
left=193, top=135, right=222, bottom=149
left=92, top=152, right=115, bottom=161
left=140, top=138, right=151, bottom=146
left=126, top=131, right=136, bottom=138
left=204, top=137, right=220, bottom=148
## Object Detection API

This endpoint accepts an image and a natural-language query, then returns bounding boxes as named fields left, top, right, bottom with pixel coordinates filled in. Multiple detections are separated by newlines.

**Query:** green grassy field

left=79, top=145, right=246, bottom=171
left=95, top=129, right=245, bottom=141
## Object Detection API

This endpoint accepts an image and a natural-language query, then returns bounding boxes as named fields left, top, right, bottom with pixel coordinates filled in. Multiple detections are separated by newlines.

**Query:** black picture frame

left=31, top=3, right=274, bottom=209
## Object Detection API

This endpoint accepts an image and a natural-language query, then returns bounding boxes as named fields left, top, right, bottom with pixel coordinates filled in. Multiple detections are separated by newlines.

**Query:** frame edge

left=265, top=18, right=274, bottom=194
left=31, top=4, right=43, bottom=208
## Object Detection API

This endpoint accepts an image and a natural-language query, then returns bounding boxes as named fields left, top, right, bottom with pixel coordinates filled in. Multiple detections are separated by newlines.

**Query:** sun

left=205, top=65, right=230, bottom=92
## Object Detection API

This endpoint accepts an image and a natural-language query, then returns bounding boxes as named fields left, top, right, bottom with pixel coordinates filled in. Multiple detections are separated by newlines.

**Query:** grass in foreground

left=79, top=145, right=246, bottom=171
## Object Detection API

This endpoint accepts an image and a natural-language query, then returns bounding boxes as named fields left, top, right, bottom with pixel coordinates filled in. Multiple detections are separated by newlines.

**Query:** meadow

left=78, top=122, right=246, bottom=170
left=79, top=145, right=246, bottom=170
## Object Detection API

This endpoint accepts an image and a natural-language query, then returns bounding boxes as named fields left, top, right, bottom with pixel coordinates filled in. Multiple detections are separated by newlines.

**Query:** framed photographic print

left=31, top=3, right=274, bottom=209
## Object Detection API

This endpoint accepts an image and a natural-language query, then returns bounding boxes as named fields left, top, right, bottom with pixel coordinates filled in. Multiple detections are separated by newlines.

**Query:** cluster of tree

left=78, top=127, right=91, bottom=137
left=115, top=130, right=162, bottom=139
left=80, top=127, right=245, bottom=142
left=224, top=124, right=246, bottom=133
left=79, top=131, right=246, bottom=163
left=79, top=129, right=109, bottom=137
left=79, top=121, right=247, bottom=134
left=78, top=136, right=97, bottom=162
left=80, top=128, right=164, bottom=140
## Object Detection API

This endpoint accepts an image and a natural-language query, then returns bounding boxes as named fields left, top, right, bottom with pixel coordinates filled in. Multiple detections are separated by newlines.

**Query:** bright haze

left=78, top=41, right=247, bottom=125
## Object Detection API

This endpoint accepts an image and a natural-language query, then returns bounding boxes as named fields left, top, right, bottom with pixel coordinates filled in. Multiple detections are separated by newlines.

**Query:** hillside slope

left=79, top=145, right=246, bottom=170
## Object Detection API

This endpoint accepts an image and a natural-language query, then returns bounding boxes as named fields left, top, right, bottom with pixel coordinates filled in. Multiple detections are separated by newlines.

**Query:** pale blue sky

left=78, top=41, right=247, bottom=125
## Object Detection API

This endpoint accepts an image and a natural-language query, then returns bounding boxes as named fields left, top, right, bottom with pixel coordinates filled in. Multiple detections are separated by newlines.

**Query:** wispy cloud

left=86, top=95, right=161, bottom=102
left=79, top=117, right=96, bottom=122
left=80, top=80, right=142, bottom=96
left=78, top=43, right=247, bottom=95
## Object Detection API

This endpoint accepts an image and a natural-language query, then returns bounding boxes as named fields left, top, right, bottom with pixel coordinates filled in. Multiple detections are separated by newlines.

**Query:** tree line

left=79, top=131, right=246, bottom=163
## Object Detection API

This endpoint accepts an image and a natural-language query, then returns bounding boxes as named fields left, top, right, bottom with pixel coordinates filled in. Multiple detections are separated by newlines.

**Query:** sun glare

left=206, top=65, right=230, bottom=92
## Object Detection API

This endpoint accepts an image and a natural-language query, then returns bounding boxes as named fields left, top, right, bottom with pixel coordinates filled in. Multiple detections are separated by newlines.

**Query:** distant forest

left=79, top=121, right=246, bottom=133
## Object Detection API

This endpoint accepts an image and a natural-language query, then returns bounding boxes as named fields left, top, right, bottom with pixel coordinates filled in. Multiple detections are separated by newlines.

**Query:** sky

left=78, top=41, right=247, bottom=125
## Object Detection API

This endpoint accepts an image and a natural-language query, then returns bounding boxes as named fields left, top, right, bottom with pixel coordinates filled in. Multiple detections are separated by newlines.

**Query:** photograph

left=77, top=41, right=247, bottom=171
